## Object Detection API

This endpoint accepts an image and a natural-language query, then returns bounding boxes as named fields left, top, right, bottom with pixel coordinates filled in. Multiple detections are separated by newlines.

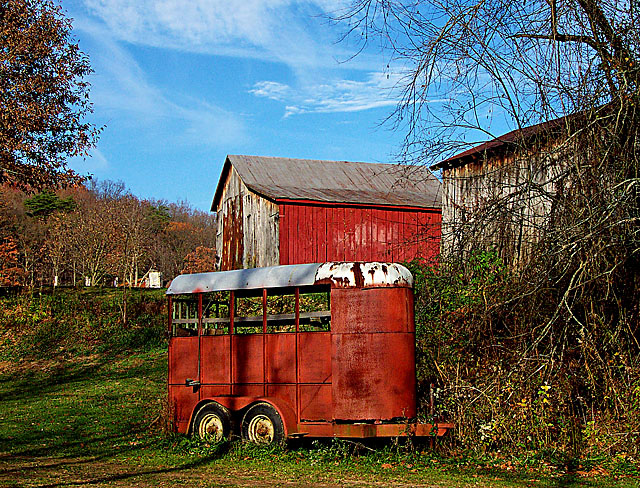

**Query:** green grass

left=1, top=350, right=638, bottom=487
left=0, top=288, right=638, bottom=486
left=0, top=287, right=167, bottom=361
left=0, top=350, right=167, bottom=459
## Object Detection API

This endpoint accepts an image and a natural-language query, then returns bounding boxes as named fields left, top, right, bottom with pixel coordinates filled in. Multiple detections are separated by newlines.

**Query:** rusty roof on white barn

left=431, top=115, right=572, bottom=171
left=211, top=155, right=442, bottom=211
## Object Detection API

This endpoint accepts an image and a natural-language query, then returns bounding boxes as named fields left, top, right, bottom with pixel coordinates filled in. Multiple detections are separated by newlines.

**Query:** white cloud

left=79, top=0, right=363, bottom=71
left=174, top=97, right=245, bottom=147
left=249, top=81, right=292, bottom=102
left=250, top=71, right=407, bottom=117
left=73, top=0, right=402, bottom=124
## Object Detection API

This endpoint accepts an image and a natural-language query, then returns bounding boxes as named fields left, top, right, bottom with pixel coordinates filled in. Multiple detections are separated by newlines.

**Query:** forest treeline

left=0, top=180, right=217, bottom=287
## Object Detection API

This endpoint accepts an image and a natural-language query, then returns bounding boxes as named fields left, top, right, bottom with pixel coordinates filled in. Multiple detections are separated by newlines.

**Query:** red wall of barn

left=278, top=201, right=441, bottom=265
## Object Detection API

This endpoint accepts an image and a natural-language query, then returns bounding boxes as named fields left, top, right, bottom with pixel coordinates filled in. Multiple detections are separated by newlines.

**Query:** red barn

left=212, top=155, right=442, bottom=270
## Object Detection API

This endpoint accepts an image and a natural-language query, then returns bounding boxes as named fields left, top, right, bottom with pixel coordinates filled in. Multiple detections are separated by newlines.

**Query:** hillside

left=0, top=287, right=637, bottom=487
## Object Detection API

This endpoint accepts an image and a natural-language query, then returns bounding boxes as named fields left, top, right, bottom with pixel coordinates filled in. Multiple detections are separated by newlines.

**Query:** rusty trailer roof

left=166, top=262, right=413, bottom=295
left=211, top=155, right=442, bottom=210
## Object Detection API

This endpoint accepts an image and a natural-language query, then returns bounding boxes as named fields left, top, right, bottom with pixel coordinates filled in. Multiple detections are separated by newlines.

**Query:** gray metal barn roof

left=430, top=114, right=571, bottom=171
left=211, top=155, right=442, bottom=210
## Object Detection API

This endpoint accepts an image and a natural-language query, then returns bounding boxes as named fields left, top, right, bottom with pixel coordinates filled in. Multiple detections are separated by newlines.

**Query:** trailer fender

left=254, top=397, right=297, bottom=437
left=189, top=396, right=297, bottom=437
left=188, top=399, right=231, bottom=436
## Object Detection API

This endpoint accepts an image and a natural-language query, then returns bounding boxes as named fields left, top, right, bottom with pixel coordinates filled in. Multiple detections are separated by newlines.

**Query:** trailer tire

left=241, top=402, right=285, bottom=445
left=192, top=402, right=231, bottom=442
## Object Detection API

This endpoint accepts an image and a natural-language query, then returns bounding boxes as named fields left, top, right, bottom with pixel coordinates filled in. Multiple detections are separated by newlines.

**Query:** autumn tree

left=0, top=0, right=99, bottom=189
left=148, top=201, right=217, bottom=279
left=66, top=186, right=120, bottom=286
left=5, top=185, right=48, bottom=284
left=0, top=235, right=23, bottom=285
left=111, top=195, right=151, bottom=286
left=45, top=209, right=71, bottom=285
left=0, top=180, right=217, bottom=287
left=0, top=185, right=24, bottom=284
left=182, top=246, right=217, bottom=274
left=24, top=190, right=76, bottom=285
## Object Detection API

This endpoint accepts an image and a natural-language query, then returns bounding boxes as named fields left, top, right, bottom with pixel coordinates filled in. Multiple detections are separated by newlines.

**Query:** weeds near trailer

left=168, top=433, right=231, bottom=457
left=406, top=252, right=640, bottom=462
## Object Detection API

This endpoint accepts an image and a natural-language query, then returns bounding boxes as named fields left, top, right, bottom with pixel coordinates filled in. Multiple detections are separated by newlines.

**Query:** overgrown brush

left=408, top=252, right=640, bottom=459
left=0, top=287, right=167, bottom=360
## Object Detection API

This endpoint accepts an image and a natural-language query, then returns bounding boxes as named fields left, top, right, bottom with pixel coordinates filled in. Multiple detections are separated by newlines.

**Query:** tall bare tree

left=337, top=0, right=640, bottom=454
left=337, top=0, right=637, bottom=161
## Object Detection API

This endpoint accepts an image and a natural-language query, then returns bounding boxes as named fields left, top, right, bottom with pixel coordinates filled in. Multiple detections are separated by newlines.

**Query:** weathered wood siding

left=441, top=141, right=568, bottom=264
left=242, top=188, right=279, bottom=268
left=215, top=167, right=279, bottom=270
left=215, top=166, right=245, bottom=270
left=279, top=202, right=441, bottom=265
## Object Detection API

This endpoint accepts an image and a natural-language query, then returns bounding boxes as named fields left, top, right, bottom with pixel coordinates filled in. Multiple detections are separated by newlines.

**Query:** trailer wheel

left=241, top=402, right=285, bottom=445
left=192, top=402, right=231, bottom=442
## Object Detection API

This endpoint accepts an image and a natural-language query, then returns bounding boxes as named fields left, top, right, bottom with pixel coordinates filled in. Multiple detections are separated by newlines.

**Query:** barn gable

left=213, top=155, right=443, bottom=270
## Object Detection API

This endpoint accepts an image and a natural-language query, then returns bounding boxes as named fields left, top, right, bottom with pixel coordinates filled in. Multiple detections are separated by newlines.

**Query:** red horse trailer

left=166, top=262, right=452, bottom=443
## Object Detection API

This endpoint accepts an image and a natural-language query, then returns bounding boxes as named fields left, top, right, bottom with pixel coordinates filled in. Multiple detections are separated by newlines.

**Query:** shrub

left=407, top=252, right=640, bottom=458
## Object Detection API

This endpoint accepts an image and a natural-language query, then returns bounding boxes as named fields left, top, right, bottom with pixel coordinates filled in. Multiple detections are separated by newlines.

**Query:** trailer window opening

left=234, top=295, right=263, bottom=335
left=170, top=285, right=331, bottom=336
left=171, top=296, right=198, bottom=337
left=266, top=292, right=296, bottom=333
left=299, top=286, right=330, bottom=332
left=202, top=291, right=230, bottom=335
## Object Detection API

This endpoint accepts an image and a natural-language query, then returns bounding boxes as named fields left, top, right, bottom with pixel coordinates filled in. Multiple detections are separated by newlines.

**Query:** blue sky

left=61, top=0, right=412, bottom=211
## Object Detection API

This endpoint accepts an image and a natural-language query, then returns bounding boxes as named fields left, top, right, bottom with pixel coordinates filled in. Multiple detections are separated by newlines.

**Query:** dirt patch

left=0, top=355, right=102, bottom=375
left=0, top=456, right=452, bottom=488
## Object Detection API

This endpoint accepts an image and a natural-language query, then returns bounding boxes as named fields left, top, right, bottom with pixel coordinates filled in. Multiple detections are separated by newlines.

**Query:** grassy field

left=0, top=289, right=638, bottom=487
left=1, top=350, right=639, bottom=487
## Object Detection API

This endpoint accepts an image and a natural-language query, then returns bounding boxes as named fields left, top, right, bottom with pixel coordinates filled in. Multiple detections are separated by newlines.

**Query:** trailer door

left=168, top=294, right=201, bottom=433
